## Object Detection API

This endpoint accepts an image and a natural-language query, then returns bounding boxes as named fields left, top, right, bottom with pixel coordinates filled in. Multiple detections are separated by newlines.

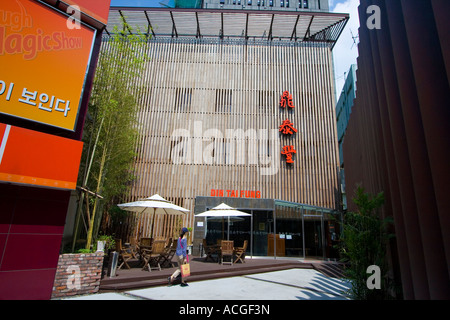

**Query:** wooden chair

left=139, top=237, right=153, bottom=249
left=142, top=239, right=166, bottom=272
left=234, top=240, right=248, bottom=263
left=220, top=240, right=234, bottom=265
left=137, top=237, right=153, bottom=260
left=160, top=238, right=176, bottom=268
left=127, top=237, right=139, bottom=259
left=115, top=239, right=133, bottom=270
left=203, top=239, right=220, bottom=262
left=164, top=237, right=173, bottom=249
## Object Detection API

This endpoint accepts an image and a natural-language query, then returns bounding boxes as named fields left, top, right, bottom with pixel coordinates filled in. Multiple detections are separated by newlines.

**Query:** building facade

left=104, top=7, right=348, bottom=259
left=203, top=0, right=329, bottom=12
left=343, top=0, right=450, bottom=299
left=335, top=64, right=357, bottom=210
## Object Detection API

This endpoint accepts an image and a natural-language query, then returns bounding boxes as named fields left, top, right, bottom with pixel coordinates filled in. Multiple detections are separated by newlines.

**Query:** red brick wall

left=51, top=252, right=104, bottom=299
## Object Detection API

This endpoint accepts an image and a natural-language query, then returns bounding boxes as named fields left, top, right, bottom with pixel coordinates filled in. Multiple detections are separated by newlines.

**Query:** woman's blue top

left=176, top=237, right=187, bottom=258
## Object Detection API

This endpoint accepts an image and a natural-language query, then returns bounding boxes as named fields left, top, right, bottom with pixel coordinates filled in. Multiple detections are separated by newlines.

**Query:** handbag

left=181, top=263, right=190, bottom=278
left=179, top=237, right=190, bottom=278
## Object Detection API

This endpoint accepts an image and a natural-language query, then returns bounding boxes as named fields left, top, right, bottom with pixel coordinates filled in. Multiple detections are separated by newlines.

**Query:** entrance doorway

left=195, top=197, right=341, bottom=261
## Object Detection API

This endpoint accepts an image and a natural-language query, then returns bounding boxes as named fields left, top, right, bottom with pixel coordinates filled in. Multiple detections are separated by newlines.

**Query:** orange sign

left=279, top=90, right=297, bottom=164
left=279, top=91, right=295, bottom=109
left=211, top=189, right=261, bottom=199
left=62, top=0, right=111, bottom=26
left=281, top=145, right=296, bottom=164
left=279, top=119, right=298, bottom=135
left=0, top=0, right=96, bottom=131
left=0, top=123, right=83, bottom=190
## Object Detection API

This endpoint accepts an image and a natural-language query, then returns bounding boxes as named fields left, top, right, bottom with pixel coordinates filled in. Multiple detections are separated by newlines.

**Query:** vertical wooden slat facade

left=101, top=35, right=340, bottom=240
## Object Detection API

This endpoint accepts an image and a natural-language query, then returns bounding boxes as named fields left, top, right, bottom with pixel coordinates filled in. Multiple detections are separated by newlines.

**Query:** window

left=286, top=0, right=289, bottom=7
left=170, top=137, right=186, bottom=163
left=303, top=0, right=308, bottom=8
left=248, top=0, right=252, bottom=5
left=174, top=88, right=192, bottom=112
left=269, top=0, right=273, bottom=6
left=215, top=89, right=232, bottom=112
left=258, top=90, right=274, bottom=113
left=281, top=0, right=284, bottom=7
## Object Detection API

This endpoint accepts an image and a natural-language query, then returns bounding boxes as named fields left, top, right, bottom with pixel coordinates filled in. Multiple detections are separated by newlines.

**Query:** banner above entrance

left=211, top=189, right=261, bottom=199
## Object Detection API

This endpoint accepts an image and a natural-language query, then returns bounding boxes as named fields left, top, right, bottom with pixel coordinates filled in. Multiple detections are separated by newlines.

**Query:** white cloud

left=332, top=0, right=360, bottom=98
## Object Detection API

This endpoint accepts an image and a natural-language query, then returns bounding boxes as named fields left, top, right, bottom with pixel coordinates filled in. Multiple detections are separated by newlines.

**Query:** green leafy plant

left=71, top=17, right=149, bottom=252
left=77, top=248, right=93, bottom=254
left=96, top=234, right=116, bottom=251
left=339, top=186, right=394, bottom=299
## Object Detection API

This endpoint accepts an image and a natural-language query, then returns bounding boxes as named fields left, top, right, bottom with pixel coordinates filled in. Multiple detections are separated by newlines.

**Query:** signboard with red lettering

left=279, top=91, right=297, bottom=164
left=211, top=189, right=261, bottom=199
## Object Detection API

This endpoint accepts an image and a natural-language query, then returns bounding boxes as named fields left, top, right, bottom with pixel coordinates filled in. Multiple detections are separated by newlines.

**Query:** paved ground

left=61, top=268, right=352, bottom=300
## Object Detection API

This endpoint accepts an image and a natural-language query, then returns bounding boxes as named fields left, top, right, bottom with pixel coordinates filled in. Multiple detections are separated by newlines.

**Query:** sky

left=110, top=0, right=360, bottom=98
left=330, top=0, right=360, bottom=97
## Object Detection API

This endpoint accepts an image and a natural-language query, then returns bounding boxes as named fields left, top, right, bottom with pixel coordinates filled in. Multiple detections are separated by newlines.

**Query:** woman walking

left=168, top=227, right=189, bottom=287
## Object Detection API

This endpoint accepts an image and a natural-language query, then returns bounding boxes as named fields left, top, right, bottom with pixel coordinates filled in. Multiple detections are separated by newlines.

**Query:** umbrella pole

left=227, top=216, right=230, bottom=240
left=222, top=217, right=224, bottom=240
left=151, top=208, right=156, bottom=238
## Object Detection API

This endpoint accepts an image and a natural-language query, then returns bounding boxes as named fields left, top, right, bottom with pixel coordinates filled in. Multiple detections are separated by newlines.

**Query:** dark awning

left=105, top=7, right=348, bottom=48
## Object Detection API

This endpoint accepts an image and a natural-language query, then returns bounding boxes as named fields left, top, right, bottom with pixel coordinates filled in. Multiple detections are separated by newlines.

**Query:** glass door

left=303, top=210, right=325, bottom=259
left=251, top=210, right=274, bottom=257
left=274, top=206, right=304, bottom=258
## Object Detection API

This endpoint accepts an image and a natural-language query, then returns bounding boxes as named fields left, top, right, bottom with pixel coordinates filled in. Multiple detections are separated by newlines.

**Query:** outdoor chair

left=165, top=237, right=173, bottom=248
left=139, top=237, right=153, bottom=249
left=127, top=237, right=139, bottom=259
left=203, top=239, right=220, bottom=262
left=115, top=239, right=133, bottom=270
left=137, top=237, right=153, bottom=260
left=142, top=239, right=166, bottom=272
left=234, top=240, right=248, bottom=263
left=160, top=238, right=176, bottom=267
left=220, top=240, right=234, bottom=265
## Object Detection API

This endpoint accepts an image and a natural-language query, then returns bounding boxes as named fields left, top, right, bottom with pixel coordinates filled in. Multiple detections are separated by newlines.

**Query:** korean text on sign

left=1, top=80, right=71, bottom=117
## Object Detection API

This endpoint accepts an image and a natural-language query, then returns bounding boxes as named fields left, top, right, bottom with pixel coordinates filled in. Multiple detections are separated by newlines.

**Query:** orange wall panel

left=0, top=123, right=83, bottom=190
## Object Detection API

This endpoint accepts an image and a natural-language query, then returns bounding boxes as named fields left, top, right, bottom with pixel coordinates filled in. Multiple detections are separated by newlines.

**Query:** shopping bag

left=181, top=263, right=190, bottom=278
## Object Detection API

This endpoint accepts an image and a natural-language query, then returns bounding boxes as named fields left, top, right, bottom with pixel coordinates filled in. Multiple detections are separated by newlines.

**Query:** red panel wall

left=0, top=0, right=110, bottom=300
left=0, top=184, right=70, bottom=299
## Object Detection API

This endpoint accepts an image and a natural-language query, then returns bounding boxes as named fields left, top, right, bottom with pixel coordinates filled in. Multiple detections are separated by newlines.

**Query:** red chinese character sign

left=279, top=91, right=297, bottom=164
left=279, top=119, right=297, bottom=135
left=279, top=91, right=295, bottom=109
left=281, top=145, right=296, bottom=164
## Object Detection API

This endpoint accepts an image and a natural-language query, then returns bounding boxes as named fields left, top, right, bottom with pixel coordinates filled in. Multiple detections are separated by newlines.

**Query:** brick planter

left=51, top=252, right=104, bottom=299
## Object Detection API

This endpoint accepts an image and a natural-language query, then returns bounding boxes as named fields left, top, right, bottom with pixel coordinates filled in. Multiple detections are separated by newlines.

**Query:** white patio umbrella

left=117, top=194, right=189, bottom=237
left=196, top=203, right=251, bottom=240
